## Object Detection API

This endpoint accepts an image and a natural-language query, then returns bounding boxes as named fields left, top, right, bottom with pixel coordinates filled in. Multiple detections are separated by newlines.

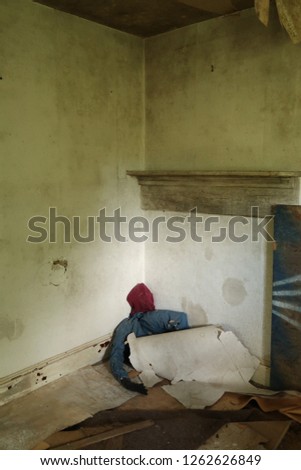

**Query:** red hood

left=126, top=283, right=155, bottom=316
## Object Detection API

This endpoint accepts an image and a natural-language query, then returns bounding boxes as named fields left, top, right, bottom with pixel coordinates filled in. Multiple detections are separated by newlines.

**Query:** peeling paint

left=49, top=258, right=68, bottom=287
left=52, top=259, right=68, bottom=271
left=98, top=341, right=110, bottom=353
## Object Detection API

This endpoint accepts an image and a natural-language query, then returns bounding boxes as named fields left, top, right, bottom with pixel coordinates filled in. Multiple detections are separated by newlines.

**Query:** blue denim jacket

left=109, top=309, right=189, bottom=381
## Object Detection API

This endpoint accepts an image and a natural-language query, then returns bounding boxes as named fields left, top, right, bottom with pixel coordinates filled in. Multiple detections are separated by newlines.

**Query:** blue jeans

left=109, top=310, right=189, bottom=381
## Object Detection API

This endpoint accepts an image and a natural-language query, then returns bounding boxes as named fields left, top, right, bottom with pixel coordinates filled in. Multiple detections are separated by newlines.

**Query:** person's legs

left=109, top=317, right=148, bottom=395
left=138, top=310, right=189, bottom=336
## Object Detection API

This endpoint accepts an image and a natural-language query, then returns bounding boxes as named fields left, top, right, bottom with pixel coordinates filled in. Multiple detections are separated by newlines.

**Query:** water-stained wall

left=0, top=0, right=144, bottom=378
left=2, top=2, right=299, bottom=382
left=145, top=8, right=301, bottom=171
left=143, top=212, right=273, bottom=366
left=143, top=7, right=301, bottom=366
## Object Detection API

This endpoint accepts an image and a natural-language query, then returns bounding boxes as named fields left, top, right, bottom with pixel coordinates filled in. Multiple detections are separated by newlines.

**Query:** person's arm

left=109, top=319, right=147, bottom=395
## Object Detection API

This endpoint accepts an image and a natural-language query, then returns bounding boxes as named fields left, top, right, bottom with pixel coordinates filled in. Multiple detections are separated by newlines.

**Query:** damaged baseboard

left=0, top=334, right=111, bottom=406
left=0, top=333, right=271, bottom=407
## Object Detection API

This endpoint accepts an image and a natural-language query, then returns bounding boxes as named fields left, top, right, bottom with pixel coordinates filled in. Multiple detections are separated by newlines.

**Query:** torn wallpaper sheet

left=128, top=326, right=259, bottom=389
left=128, top=327, right=294, bottom=411
left=162, top=379, right=276, bottom=410
left=162, top=382, right=226, bottom=409
left=0, top=364, right=136, bottom=450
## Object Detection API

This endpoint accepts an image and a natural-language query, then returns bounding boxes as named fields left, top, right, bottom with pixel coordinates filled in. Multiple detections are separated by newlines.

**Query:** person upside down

left=109, top=283, right=189, bottom=395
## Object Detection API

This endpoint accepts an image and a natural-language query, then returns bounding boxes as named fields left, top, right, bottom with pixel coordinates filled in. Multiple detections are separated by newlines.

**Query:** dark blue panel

left=271, top=205, right=301, bottom=391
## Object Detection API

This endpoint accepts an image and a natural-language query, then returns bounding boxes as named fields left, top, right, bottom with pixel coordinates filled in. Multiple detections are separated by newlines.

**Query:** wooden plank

left=45, top=425, right=115, bottom=448
left=128, top=171, right=300, bottom=217
left=35, top=424, right=128, bottom=450
left=127, top=171, right=301, bottom=178
left=137, top=176, right=295, bottom=189
left=140, top=182, right=299, bottom=217
left=50, top=420, right=155, bottom=450
left=102, top=435, right=123, bottom=450
left=32, top=441, right=50, bottom=450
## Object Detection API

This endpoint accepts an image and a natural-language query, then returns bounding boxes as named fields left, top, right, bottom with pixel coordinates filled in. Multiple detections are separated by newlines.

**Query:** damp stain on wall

left=205, top=245, right=214, bottom=261
left=182, top=297, right=208, bottom=326
left=0, top=317, right=24, bottom=341
left=222, top=277, right=248, bottom=306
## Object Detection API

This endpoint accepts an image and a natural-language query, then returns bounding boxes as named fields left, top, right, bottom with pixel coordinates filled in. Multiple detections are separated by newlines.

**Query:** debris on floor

left=198, top=421, right=291, bottom=450
left=0, top=364, right=136, bottom=450
left=210, top=391, right=301, bottom=423
left=38, top=383, right=295, bottom=451
left=1, top=326, right=301, bottom=450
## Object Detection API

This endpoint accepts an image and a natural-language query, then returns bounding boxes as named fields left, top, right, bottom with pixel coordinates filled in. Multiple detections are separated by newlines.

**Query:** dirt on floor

left=64, top=381, right=301, bottom=450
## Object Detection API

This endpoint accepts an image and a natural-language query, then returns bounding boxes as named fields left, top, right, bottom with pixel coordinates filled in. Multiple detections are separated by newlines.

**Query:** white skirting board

left=0, top=334, right=111, bottom=406
left=0, top=327, right=270, bottom=407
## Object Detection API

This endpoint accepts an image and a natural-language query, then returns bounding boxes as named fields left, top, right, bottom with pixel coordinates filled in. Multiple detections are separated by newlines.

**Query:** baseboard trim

left=0, top=334, right=111, bottom=406
left=0, top=336, right=271, bottom=406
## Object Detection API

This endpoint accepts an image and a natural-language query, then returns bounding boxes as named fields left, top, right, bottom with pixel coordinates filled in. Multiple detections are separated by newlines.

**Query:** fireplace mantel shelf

left=127, top=171, right=301, bottom=217
left=127, top=170, right=301, bottom=178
